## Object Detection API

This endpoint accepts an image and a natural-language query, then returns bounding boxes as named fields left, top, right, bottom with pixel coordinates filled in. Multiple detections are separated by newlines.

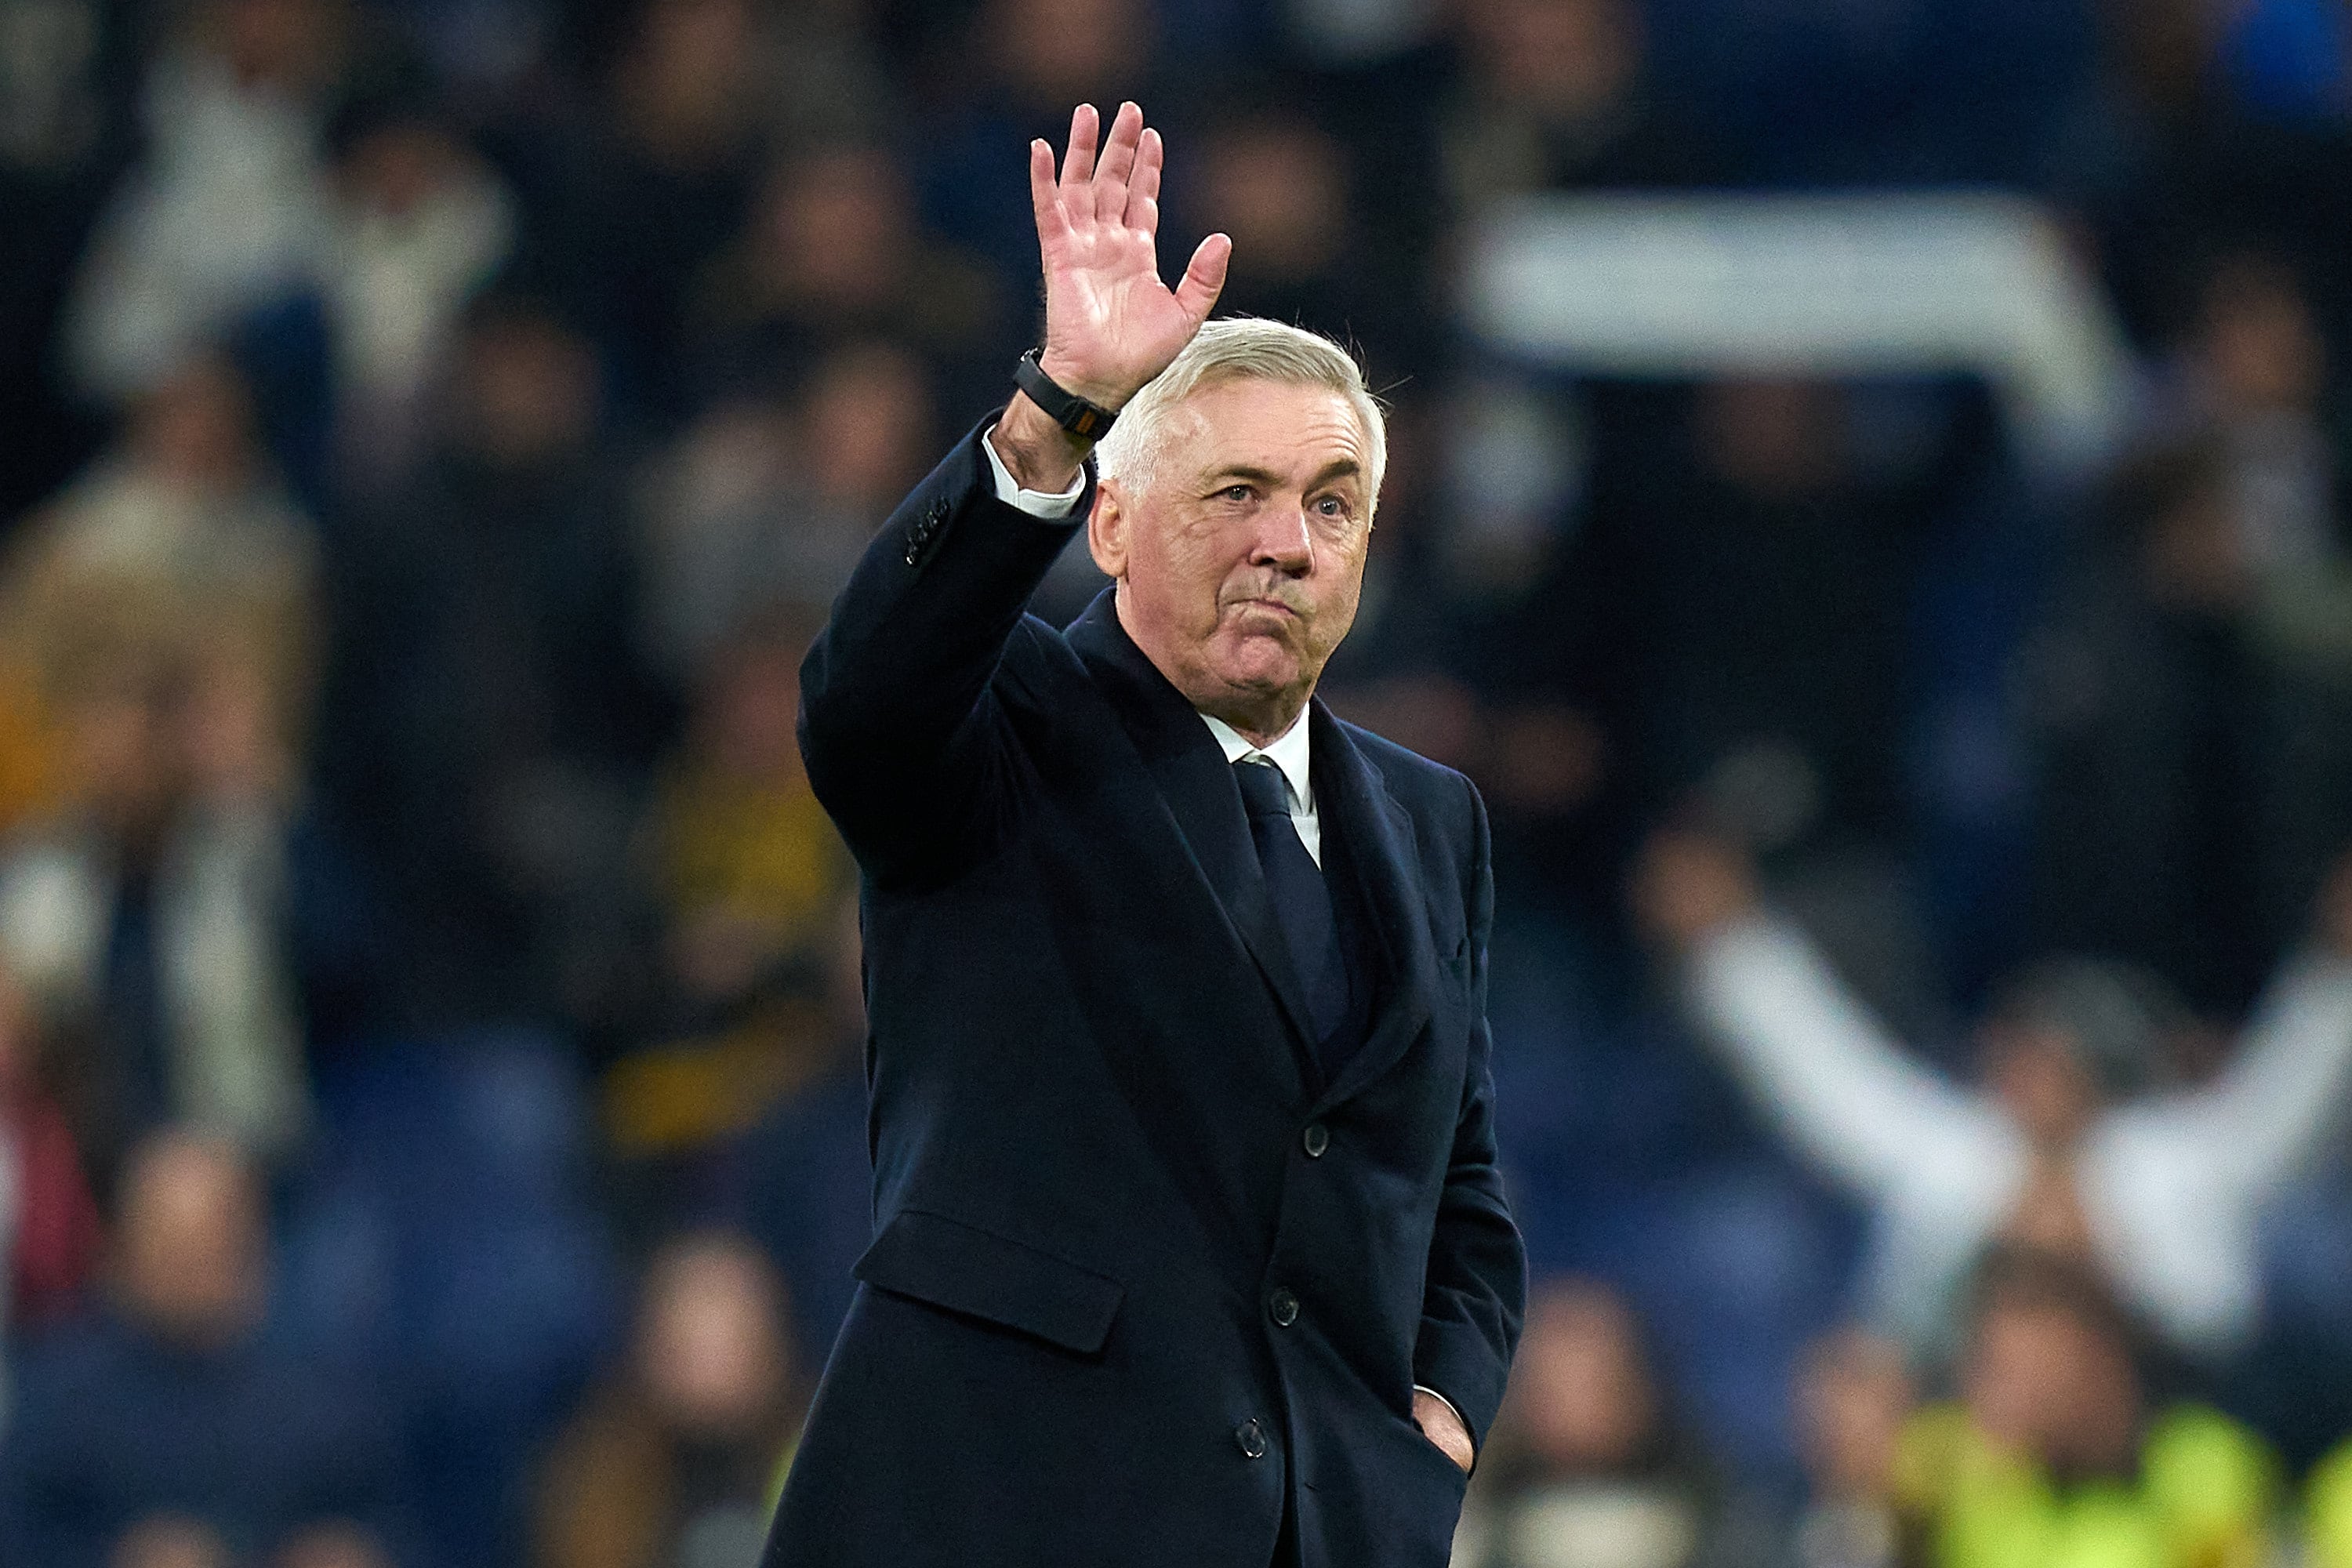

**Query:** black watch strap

left=1014, top=350, right=1118, bottom=440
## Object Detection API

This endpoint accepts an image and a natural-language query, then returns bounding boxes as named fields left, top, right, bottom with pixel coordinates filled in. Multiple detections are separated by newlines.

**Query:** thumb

left=1174, top=232, right=1231, bottom=325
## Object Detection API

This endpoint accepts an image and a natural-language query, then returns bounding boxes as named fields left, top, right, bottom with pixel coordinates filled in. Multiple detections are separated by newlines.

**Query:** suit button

left=1269, top=1287, right=1299, bottom=1327
left=1236, top=1418, right=1267, bottom=1459
left=1301, top=1123, right=1330, bottom=1158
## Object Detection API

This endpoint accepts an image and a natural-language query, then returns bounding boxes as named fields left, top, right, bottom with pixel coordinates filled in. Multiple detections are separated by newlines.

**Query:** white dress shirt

left=982, top=429, right=1091, bottom=519
left=1201, top=712, right=1319, bottom=866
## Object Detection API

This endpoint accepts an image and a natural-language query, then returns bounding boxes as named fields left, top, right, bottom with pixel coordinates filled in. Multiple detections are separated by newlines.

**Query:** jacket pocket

left=853, top=1208, right=1126, bottom=1355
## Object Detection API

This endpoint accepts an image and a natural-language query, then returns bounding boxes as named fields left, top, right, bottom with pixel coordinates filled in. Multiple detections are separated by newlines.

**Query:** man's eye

left=1314, top=496, right=1350, bottom=517
left=1220, top=485, right=1254, bottom=503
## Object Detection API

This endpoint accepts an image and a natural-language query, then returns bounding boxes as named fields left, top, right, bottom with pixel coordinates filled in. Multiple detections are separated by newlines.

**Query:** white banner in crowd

left=1465, top=193, right=2136, bottom=470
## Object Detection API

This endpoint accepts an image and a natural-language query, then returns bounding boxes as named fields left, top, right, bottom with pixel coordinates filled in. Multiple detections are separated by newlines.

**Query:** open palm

left=1030, top=102, right=1230, bottom=412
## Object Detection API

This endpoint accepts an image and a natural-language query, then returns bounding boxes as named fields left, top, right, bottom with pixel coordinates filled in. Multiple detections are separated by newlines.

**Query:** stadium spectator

left=1441, top=0, right=1730, bottom=201
left=1317, top=385, right=1621, bottom=921
left=2020, top=428, right=2352, bottom=1016
left=1595, top=381, right=1924, bottom=858
left=1181, top=106, right=1425, bottom=379
left=0, top=364, right=333, bottom=1170
left=2177, top=253, right=2343, bottom=579
left=0, top=648, right=383, bottom=1170
left=1901, top=1250, right=2280, bottom=1568
left=1451, top=1278, right=1719, bottom=1568
left=633, top=391, right=802, bottom=680
left=1789, top=1329, right=1918, bottom=1568
left=514, top=0, right=779, bottom=424
left=637, top=340, right=938, bottom=681
left=320, top=289, right=670, bottom=1036
left=684, top=143, right=1006, bottom=416
left=908, top=0, right=1160, bottom=309
left=0, top=0, right=129, bottom=524
left=601, top=610, right=855, bottom=1167
left=60, top=0, right=348, bottom=402
left=732, top=887, right=869, bottom=1363
left=318, top=69, right=514, bottom=492
left=0, top=354, right=318, bottom=745
left=532, top=1232, right=804, bottom=1568
left=1634, top=830, right=2352, bottom=1363
left=0, top=1132, right=402, bottom=1568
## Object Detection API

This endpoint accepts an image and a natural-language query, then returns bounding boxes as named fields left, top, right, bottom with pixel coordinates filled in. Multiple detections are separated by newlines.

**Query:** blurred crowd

left=2, top=0, right=2352, bottom=1563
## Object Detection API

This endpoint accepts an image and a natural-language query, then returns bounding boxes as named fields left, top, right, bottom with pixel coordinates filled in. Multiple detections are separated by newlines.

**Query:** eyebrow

left=1200, top=459, right=1366, bottom=492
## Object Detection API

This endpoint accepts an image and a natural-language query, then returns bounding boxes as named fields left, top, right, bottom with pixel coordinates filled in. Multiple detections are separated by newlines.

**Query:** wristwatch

left=1014, top=349, right=1118, bottom=440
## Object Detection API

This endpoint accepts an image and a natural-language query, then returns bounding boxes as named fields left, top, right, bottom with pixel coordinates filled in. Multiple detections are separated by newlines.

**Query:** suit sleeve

left=797, top=416, right=1092, bottom=886
left=1411, top=780, right=1526, bottom=1457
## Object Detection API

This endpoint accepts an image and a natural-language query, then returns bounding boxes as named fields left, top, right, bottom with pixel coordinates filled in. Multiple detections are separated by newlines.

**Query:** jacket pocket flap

left=854, top=1209, right=1125, bottom=1355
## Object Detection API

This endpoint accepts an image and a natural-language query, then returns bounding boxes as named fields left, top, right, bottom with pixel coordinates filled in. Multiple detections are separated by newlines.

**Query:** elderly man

left=762, top=103, right=1524, bottom=1568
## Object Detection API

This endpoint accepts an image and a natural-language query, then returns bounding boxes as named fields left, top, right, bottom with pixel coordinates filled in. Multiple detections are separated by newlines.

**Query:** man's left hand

left=1414, top=1387, right=1474, bottom=1475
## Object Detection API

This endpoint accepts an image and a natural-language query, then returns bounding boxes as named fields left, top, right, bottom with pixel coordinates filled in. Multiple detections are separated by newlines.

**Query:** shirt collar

left=1200, top=710, right=1314, bottom=814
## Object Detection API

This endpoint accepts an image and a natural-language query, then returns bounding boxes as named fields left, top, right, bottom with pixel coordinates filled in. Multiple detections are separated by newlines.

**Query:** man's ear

left=1087, top=482, right=1127, bottom=580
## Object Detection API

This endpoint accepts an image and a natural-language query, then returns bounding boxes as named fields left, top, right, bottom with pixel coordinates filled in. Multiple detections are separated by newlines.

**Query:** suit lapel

left=1308, top=702, right=1438, bottom=1110
left=1065, top=594, right=1320, bottom=1054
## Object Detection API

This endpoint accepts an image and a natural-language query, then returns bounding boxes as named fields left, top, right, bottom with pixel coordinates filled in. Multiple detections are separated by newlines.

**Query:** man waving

left=764, top=101, right=1524, bottom=1568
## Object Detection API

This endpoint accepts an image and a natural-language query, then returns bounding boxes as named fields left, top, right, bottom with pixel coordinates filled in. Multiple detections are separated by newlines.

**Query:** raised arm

left=797, top=103, right=1229, bottom=883
left=994, top=103, right=1232, bottom=492
left=1633, top=833, right=1996, bottom=1198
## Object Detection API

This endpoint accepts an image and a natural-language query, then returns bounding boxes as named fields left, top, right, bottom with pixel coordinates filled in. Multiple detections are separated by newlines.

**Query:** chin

left=1210, top=645, right=1305, bottom=701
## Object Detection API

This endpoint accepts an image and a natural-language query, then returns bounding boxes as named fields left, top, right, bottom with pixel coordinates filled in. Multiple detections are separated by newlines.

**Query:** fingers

left=1127, top=126, right=1163, bottom=233
left=1051, top=103, right=1162, bottom=232
left=1174, top=231, right=1232, bottom=325
left=1029, top=138, right=1069, bottom=246
left=1093, top=101, right=1144, bottom=223
left=1059, top=102, right=1100, bottom=193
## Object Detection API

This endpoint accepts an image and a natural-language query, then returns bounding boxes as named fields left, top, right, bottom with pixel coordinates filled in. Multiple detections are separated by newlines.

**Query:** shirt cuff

left=982, top=421, right=1088, bottom=519
left=1413, top=1385, right=1469, bottom=1446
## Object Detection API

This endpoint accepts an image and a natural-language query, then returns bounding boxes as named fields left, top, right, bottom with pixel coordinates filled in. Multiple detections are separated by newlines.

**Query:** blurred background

left=4, top=0, right=2352, bottom=1563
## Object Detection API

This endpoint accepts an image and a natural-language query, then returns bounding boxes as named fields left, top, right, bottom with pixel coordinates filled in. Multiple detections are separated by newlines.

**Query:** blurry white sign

left=1465, top=193, right=2135, bottom=470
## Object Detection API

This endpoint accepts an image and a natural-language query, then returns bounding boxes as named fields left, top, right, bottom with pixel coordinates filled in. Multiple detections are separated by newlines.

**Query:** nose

left=1249, top=502, right=1313, bottom=575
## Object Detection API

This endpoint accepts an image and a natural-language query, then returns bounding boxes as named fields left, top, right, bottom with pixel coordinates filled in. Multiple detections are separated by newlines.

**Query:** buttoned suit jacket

left=761, top=418, right=1526, bottom=1568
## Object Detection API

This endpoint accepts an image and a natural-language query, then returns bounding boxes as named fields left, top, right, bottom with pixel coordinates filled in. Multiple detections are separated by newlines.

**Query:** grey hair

left=1094, top=318, right=1386, bottom=508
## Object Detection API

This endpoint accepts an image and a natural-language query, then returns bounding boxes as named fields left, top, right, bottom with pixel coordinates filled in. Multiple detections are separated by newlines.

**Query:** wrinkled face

left=1091, top=378, right=1374, bottom=736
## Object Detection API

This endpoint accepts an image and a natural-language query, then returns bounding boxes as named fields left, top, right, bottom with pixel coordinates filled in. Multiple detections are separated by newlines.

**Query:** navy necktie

left=1233, top=757, right=1349, bottom=1049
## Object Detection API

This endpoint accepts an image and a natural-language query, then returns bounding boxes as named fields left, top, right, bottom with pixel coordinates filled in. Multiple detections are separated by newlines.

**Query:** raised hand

left=1030, top=102, right=1230, bottom=413
left=1631, top=829, right=1761, bottom=951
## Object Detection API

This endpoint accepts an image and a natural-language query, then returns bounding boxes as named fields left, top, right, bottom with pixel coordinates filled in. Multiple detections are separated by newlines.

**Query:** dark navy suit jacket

left=764, top=419, right=1526, bottom=1568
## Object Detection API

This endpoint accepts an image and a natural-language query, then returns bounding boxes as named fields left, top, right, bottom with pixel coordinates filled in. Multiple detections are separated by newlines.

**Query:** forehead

left=1163, top=376, right=1368, bottom=483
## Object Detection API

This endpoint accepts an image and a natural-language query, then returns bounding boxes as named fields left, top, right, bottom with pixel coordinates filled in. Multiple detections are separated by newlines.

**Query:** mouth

left=1228, top=597, right=1300, bottom=621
